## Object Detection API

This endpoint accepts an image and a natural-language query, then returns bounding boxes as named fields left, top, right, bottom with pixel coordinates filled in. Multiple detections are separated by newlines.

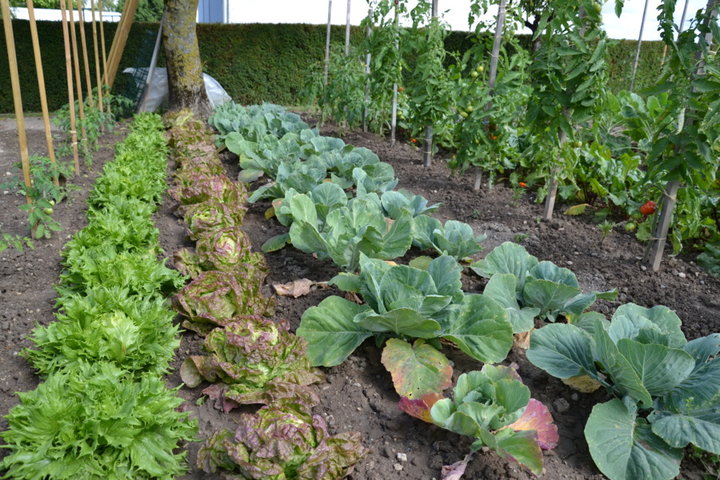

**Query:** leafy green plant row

left=164, top=111, right=367, bottom=479
left=211, top=103, right=562, bottom=474
left=0, top=114, right=196, bottom=479
left=211, top=102, right=485, bottom=269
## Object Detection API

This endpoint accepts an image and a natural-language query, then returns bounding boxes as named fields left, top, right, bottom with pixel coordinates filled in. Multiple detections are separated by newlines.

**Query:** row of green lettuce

left=213, top=103, right=720, bottom=480
left=164, top=111, right=367, bottom=479
left=0, top=114, right=196, bottom=479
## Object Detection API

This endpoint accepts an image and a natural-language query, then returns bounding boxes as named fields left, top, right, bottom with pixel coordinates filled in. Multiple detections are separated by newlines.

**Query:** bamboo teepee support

left=26, top=0, right=59, bottom=186
left=77, top=2, right=94, bottom=106
left=78, top=3, right=95, bottom=105
left=1, top=0, right=34, bottom=204
left=98, top=0, right=109, bottom=114
left=60, top=0, right=81, bottom=173
left=104, top=0, right=139, bottom=89
left=67, top=0, right=87, bottom=144
left=90, top=0, right=103, bottom=111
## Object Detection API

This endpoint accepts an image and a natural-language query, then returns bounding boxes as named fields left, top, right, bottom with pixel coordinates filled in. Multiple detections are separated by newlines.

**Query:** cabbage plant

left=527, top=303, right=720, bottom=480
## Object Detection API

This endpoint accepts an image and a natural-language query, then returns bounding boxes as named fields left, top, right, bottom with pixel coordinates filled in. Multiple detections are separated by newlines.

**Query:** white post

left=345, top=0, right=351, bottom=55
left=630, top=0, right=650, bottom=91
left=324, top=0, right=333, bottom=85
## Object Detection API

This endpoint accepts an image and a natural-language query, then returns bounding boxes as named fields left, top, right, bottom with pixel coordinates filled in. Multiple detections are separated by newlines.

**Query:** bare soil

left=1, top=118, right=719, bottom=480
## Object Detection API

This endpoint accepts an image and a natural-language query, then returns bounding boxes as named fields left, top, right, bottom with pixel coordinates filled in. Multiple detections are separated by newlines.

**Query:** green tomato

left=460, top=111, right=469, bottom=118
left=470, top=71, right=479, bottom=78
left=466, top=106, right=474, bottom=113
left=476, top=65, right=484, bottom=73
left=43, top=208, right=54, bottom=215
left=624, top=222, right=637, bottom=232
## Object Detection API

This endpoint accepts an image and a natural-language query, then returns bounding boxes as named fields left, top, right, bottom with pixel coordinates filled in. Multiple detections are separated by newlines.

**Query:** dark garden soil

left=1, top=117, right=719, bottom=480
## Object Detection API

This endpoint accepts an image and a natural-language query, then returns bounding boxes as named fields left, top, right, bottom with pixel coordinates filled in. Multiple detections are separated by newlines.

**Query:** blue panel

left=198, top=0, right=225, bottom=23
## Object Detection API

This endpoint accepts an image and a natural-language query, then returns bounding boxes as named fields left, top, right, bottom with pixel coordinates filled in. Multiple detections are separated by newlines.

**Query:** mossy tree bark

left=162, top=0, right=210, bottom=117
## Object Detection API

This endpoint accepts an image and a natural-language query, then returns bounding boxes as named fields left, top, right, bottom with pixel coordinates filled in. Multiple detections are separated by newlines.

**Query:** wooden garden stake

left=105, top=0, right=139, bottom=89
left=324, top=0, right=332, bottom=85
left=630, top=0, right=650, bottom=91
left=646, top=0, right=718, bottom=271
left=362, top=5, right=372, bottom=132
left=98, top=0, right=109, bottom=109
left=60, top=0, right=81, bottom=173
left=1, top=0, right=33, bottom=206
left=26, top=0, right=59, bottom=187
left=475, top=0, right=507, bottom=192
left=422, top=0, right=439, bottom=168
left=90, top=0, right=103, bottom=111
left=67, top=1, right=87, bottom=145
left=77, top=3, right=95, bottom=106
left=390, top=0, right=400, bottom=145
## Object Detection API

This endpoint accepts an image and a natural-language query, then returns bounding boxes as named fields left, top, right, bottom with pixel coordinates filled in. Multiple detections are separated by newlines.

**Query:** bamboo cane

left=77, top=2, right=94, bottom=106
left=1, top=0, right=33, bottom=207
left=67, top=0, right=87, bottom=145
left=26, top=0, right=59, bottom=187
left=98, top=0, right=109, bottom=114
left=90, top=0, right=103, bottom=111
left=105, top=0, right=139, bottom=89
left=390, top=0, right=400, bottom=145
left=423, top=0, right=439, bottom=168
left=60, top=0, right=81, bottom=173
left=475, top=0, right=507, bottom=191
left=646, top=0, right=718, bottom=271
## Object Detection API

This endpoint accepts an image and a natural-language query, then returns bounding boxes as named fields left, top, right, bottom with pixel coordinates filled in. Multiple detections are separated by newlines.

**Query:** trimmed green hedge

left=0, top=20, right=665, bottom=113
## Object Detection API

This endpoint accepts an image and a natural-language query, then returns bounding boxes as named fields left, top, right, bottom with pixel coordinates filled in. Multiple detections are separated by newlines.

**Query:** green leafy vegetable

left=472, top=242, right=617, bottom=322
left=429, top=365, right=557, bottom=475
left=25, top=286, right=179, bottom=377
left=413, top=215, right=486, bottom=260
left=0, top=363, right=197, bottom=480
left=298, top=254, right=512, bottom=366
left=528, top=303, right=720, bottom=480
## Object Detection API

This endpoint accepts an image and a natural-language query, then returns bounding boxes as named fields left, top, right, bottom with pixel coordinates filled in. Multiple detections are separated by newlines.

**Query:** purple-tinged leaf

left=507, top=398, right=559, bottom=450
left=441, top=454, right=473, bottom=480
left=399, top=392, right=444, bottom=423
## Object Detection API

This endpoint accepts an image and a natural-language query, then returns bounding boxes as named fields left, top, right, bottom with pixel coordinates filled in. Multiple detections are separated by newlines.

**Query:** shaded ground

left=1, top=118, right=718, bottom=479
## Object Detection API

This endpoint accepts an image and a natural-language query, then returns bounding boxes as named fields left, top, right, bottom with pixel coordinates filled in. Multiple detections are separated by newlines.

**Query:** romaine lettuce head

left=175, top=271, right=275, bottom=335
left=197, top=405, right=366, bottom=479
left=180, top=316, right=323, bottom=407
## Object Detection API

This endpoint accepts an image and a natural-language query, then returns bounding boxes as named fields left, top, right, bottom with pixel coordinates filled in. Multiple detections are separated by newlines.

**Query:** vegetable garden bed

left=1, top=111, right=719, bottom=479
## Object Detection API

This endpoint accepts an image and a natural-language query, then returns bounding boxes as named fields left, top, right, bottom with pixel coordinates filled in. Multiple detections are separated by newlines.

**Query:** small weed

left=598, top=220, right=616, bottom=242
left=0, top=233, right=34, bottom=254
left=514, top=233, right=529, bottom=243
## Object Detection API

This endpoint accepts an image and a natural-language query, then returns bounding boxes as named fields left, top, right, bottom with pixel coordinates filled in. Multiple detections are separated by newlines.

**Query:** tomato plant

left=524, top=0, right=610, bottom=218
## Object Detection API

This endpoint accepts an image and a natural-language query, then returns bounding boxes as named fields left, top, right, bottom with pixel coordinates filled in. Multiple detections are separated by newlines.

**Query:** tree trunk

left=162, top=0, right=210, bottom=117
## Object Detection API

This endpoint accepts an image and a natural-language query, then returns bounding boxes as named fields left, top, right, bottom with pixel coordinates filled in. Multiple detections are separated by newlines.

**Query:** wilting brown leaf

left=273, top=278, right=315, bottom=298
